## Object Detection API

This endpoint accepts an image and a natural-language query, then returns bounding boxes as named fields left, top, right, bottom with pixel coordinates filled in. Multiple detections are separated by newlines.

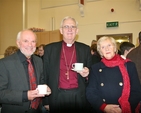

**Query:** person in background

left=42, top=16, right=92, bottom=113
left=90, top=43, right=101, bottom=64
left=86, top=36, right=141, bottom=113
left=4, top=46, right=19, bottom=57
left=0, top=29, right=51, bottom=113
left=117, top=49, right=121, bottom=55
left=127, top=31, right=141, bottom=83
left=34, top=47, right=39, bottom=56
left=91, top=40, right=97, bottom=46
left=120, top=42, right=135, bottom=59
left=127, top=32, right=141, bottom=112
left=38, top=44, right=45, bottom=59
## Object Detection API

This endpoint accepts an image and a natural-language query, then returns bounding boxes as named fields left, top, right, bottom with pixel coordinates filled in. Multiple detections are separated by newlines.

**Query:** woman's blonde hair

left=97, top=36, right=118, bottom=56
left=4, top=46, right=19, bottom=57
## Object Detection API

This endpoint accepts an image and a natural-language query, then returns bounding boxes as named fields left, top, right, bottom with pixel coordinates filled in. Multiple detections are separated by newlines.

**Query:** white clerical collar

left=67, top=43, right=72, bottom=47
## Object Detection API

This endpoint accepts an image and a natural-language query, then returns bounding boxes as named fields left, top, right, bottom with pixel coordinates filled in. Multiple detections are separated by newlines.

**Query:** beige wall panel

left=41, top=0, right=78, bottom=9
left=0, top=0, right=23, bottom=55
left=26, top=0, right=40, bottom=29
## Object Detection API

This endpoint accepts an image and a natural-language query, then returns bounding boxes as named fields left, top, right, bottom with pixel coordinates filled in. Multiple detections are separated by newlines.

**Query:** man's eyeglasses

left=62, top=25, right=77, bottom=30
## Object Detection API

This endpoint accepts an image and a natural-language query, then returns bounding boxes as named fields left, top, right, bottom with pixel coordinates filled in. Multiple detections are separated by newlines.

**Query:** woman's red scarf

left=101, top=54, right=131, bottom=113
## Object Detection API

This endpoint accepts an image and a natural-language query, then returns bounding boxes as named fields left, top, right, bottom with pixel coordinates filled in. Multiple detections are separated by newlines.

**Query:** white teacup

left=37, top=85, right=47, bottom=94
left=72, top=63, right=83, bottom=71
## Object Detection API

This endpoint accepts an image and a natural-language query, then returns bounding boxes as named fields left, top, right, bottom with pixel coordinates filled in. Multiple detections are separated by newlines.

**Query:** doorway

left=96, top=33, right=132, bottom=50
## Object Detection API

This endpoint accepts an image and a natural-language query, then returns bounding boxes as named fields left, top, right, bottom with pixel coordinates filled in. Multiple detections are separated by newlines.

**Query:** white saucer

left=39, top=91, right=51, bottom=95
left=39, top=92, right=48, bottom=95
left=71, top=68, right=83, bottom=71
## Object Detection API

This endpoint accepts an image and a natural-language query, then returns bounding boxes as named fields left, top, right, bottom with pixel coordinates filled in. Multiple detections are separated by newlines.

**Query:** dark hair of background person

left=90, top=44, right=100, bottom=56
left=38, top=44, right=45, bottom=49
left=90, top=44, right=101, bottom=64
left=120, top=42, right=135, bottom=55
left=34, top=47, right=39, bottom=55
left=117, top=50, right=121, bottom=55
left=91, top=40, right=97, bottom=46
left=4, top=46, right=19, bottom=57
left=139, top=31, right=141, bottom=44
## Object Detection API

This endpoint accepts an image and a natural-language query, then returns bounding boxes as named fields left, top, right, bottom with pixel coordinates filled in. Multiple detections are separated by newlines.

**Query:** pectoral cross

left=65, top=71, right=69, bottom=80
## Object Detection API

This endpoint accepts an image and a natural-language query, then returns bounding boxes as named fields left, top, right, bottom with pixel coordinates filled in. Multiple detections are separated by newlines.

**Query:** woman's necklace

left=63, top=44, right=75, bottom=80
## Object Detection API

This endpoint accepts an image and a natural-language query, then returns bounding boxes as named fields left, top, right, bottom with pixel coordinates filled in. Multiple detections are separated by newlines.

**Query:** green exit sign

left=106, top=21, right=119, bottom=28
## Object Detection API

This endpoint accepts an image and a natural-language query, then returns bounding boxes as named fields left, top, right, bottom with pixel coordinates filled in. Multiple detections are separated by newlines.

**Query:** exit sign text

left=106, top=21, right=119, bottom=28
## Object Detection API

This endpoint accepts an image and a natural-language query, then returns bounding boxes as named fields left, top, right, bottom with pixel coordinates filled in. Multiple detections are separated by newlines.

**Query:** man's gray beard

left=20, top=48, right=35, bottom=58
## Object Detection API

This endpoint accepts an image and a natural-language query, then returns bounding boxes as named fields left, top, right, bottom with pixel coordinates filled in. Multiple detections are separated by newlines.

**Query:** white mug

left=72, top=63, right=83, bottom=71
left=37, top=85, right=47, bottom=94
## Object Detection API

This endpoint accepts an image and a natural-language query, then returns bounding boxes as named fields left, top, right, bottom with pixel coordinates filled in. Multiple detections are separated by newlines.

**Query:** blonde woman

left=86, top=36, right=141, bottom=113
left=4, top=46, right=19, bottom=57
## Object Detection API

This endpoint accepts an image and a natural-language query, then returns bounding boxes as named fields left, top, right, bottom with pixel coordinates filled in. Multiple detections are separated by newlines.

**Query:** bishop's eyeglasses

left=62, top=25, right=77, bottom=30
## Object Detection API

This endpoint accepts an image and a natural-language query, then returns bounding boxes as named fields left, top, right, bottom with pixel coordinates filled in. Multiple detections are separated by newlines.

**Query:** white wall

left=0, top=55, right=4, bottom=59
left=26, top=0, right=141, bottom=46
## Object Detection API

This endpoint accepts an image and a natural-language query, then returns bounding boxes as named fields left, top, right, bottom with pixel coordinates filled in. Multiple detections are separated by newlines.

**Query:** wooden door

left=40, top=31, right=50, bottom=45
left=49, top=30, right=62, bottom=43
left=35, top=32, right=41, bottom=46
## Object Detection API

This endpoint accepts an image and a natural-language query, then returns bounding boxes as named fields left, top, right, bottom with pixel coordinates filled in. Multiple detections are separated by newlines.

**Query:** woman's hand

left=104, top=104, right=122, bottom=113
